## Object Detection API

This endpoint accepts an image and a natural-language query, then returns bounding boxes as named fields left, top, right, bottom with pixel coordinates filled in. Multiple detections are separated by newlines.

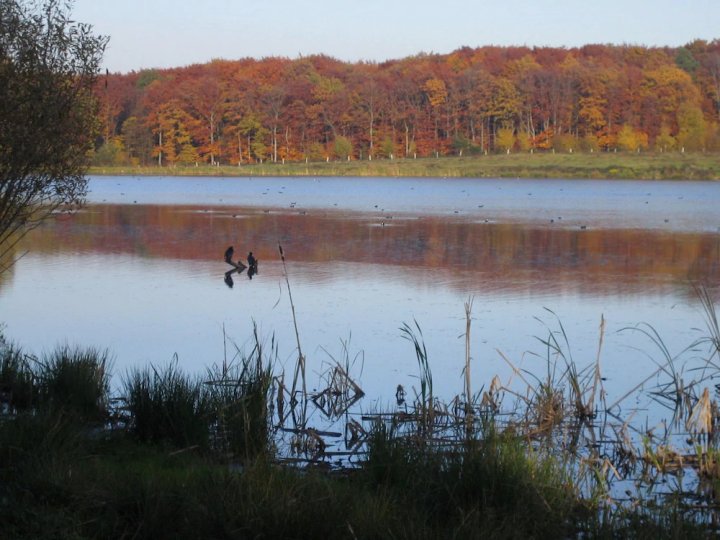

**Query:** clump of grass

left=123, top=357, right=210, bottom=450
left=35, top=345, right=111, bottom=423
left=694, top=283, right=720, bottom=371
left=363, top=419, right=588, bottom=537
left=529, top=374, right=567, bottom=433
left=0, top=337, right=34, bottom=412
left=314, top=336, right=365, bottom=420
left=533, top=309, right=605, bottom=424
left=401, top=320, right=435, bottom=434
left=204, top=326, right=275, bottom=460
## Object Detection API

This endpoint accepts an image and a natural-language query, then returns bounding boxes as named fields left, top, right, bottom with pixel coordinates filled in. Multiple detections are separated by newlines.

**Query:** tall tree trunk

left=404, top=122, right=409, bottom=156
left=209, top=112, right=215, bottom=165
left=480, top=118, right=485, bottom=151
left=272, top=111, right=280, bottom=163
left=369, top=108, right=374, bottom=158
left=285, top=125, right=290, bottom=159
left=273, top=124, right=278, bottom=163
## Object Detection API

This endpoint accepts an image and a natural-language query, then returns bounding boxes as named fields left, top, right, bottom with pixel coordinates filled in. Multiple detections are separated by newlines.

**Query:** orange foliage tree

left=93, top=42, right=720, bottom=165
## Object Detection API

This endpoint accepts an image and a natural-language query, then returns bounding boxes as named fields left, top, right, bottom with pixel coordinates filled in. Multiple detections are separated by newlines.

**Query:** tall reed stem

left=464, top=297, right=474, bottom=404
left=279, top=244, right=307, bottom=405
left=464, top=297, right=474, bottom=438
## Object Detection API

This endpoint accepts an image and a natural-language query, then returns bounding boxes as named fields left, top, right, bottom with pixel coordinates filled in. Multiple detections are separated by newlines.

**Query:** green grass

left=89, top=151, right=720, bottom=180
left=1, top=411, right=710, bottom=539
left=0, top=413, right=586, bottom=539
left=364, top=420, right=589, bottom=537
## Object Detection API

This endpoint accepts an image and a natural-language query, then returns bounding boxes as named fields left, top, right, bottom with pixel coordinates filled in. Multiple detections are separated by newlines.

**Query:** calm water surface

left=1, top=176, right=719, bottom=410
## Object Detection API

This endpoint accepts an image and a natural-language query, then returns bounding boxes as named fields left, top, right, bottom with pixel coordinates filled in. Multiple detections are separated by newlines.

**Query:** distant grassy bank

left=89, top=152, right=720, bottom=180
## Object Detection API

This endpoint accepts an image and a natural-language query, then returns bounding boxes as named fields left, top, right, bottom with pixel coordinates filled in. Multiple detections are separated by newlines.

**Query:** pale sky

left=71, top=0, right=719, bottom=74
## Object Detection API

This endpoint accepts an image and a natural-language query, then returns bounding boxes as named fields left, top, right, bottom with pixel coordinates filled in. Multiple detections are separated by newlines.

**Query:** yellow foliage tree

left=676, top=104, right=706, bottom=151
left=423, top=78, right=448, bottom=108
left=616, top=125, right=649, bottom=151
left=495, top=126, right=516, bottom=152
left=654, top=124, right=677, bottom=152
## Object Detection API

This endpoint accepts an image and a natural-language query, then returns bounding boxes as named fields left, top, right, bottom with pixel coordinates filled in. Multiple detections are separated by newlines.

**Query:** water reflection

left=2, top=200, right=719, bottom=408
left=224, top=269, right=236, bottom=288
left=15, top=203, right=720, bottom=299
left=223, top=260, right=259, bottom=287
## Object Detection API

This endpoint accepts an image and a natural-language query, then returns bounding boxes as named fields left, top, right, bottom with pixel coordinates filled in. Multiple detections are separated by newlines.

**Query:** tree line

left=94, top=41, right=720, bottom=167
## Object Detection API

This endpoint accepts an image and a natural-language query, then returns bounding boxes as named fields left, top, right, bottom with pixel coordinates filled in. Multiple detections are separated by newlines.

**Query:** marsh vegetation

left=2, top=280, right=720, bottom=538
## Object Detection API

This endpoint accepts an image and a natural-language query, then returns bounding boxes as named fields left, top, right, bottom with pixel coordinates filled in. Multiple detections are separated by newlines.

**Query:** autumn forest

left=94, top=41, right=720, bottom=167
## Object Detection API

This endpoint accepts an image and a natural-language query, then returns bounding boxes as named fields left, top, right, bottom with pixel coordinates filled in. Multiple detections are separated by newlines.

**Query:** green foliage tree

left=452, top=134, right=474, bottom=155
left=136, top=69, right=160, bottom=90
left=0, top=0, right=106, bottom=265
left=238, top=114, right=269, bottom=162
left=675, top=47, right=699, bottom=74
left=121, top=116, right=153, bottom=166
left=380, top=136, right=396, bottom=158
left=676, top=104, right=707, bottom=151
left=706, top=122, right=720, bottom=152
left=333, top=136, right=353, bottom=159
left=305, top=142, right=326, bottom=161
left=91, top=138, right=128, bottom=166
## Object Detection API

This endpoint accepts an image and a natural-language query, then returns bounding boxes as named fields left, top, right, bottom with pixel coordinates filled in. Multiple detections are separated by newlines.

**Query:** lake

left=1, top=176, right=719, bottom=415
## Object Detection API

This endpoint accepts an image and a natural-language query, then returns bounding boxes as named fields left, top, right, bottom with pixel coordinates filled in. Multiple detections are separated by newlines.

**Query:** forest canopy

left=94, top=41, right=720, bottom=167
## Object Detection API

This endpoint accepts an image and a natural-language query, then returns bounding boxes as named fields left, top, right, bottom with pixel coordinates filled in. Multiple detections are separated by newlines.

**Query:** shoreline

left=88, top=152, right=720, bottom=181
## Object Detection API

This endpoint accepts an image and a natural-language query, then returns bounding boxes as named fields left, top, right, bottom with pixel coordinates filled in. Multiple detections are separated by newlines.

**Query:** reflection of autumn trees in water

left=25, top=204, right=720, bottom=296
left=0, top=233, right=21, bottom=291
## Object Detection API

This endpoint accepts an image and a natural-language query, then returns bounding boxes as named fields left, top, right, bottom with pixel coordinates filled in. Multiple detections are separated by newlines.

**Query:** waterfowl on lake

left=224, top=245, right=234, bottom=264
